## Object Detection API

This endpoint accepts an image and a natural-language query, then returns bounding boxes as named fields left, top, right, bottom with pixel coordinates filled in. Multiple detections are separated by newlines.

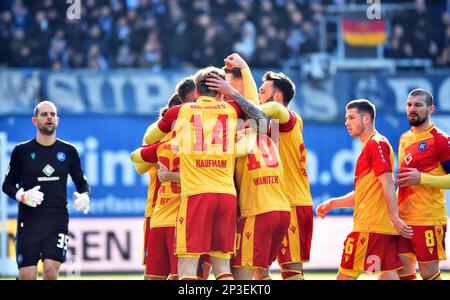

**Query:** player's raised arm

left=205, top=73, right=268, bottom=122
left=259, top=101, right=290, bottom=124
left=224, top=53, right=259, bottom=105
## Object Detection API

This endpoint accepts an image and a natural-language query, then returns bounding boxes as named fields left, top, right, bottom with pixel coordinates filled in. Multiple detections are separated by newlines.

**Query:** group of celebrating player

left=131, top=53, right=312, bottom=280
left=3, top=52, right=449, bottom=281
left=130, top=53, right=450, bottom=280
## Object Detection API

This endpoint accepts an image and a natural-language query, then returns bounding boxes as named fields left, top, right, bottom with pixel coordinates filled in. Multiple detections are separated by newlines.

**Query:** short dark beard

left=408, top=115, right=427, bottom=127
left=38, top=126, right=55, bottom=136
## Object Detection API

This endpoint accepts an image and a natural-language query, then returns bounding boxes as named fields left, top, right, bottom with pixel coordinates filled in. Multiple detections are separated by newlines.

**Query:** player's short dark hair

left=194, top=66, right=226, bottom=97
left=346, top=99, right=376, bottom=122
left=222, top=67, right=242, bottom=79
left=262, top=71, right=295, bottom=105
left=34, top=100, right=57, bottom=116
left=176, top=76, right=195, bottom=103
left=160, top=93, right=182, bottom=117
left=408, top=88, right=434, bottom=107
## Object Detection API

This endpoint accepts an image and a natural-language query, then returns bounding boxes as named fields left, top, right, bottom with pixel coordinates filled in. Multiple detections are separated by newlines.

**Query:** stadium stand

left=0, top=0, right=448, bottom=70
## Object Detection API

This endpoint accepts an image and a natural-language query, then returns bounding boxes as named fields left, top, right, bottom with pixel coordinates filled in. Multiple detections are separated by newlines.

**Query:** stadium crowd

left=0, top=0, right=449, bottom=70
left=385, top=0, right=450, bottom=68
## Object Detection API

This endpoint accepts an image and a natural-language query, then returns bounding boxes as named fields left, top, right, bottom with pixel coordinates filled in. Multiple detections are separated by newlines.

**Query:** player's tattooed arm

left=230, top=89, right=269, bottom=122
left=205, top=72, right=269, bottom=122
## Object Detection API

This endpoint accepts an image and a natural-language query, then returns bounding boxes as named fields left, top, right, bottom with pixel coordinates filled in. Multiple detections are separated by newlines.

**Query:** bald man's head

left=32, top=101, right=59, bottom=136
left=34, top=101, right=58, bottom=116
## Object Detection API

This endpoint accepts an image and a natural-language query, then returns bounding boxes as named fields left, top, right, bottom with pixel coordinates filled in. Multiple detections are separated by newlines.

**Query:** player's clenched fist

left=315, top=200, right=333, bottom=219
left=15, top=185, right=44, bottom=208
left=224, top=53, right=248, bottom=69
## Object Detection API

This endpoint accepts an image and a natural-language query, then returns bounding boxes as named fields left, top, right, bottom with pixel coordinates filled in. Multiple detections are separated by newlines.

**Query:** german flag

left=341, top=18, right=386, bottom=47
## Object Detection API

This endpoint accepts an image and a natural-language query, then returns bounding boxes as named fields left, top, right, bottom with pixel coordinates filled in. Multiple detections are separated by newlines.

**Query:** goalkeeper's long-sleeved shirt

left=2, top=138, right=90, bottom=232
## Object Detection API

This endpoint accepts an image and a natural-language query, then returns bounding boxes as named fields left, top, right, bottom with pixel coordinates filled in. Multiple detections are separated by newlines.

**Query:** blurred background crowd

left=0, top=0, right=448, bottom=71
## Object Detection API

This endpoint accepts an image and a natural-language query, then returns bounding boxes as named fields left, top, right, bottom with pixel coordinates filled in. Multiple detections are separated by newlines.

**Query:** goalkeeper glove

left=15, top=185, right=44, bottom=208
left=74, top=192, right=90, bottom=214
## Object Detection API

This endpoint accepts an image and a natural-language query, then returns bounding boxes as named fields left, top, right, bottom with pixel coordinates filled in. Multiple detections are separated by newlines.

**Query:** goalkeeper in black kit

left=2, top=101, right=90, bottom=280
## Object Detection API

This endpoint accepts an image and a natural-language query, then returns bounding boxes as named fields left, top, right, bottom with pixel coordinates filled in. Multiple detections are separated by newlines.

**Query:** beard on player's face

left=37, top=120, right=56, bottom=135
left=38, top=125, right=55, bottom=135
left=408, top=110, right=428, bottom=127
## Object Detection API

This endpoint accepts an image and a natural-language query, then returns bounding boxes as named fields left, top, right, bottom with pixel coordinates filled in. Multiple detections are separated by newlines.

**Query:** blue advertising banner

left=3, top=113, right=448, bottom=218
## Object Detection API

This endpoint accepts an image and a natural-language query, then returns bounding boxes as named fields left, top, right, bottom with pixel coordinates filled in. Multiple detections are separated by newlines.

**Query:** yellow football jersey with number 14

left=157, top=96, right=244, bottom=198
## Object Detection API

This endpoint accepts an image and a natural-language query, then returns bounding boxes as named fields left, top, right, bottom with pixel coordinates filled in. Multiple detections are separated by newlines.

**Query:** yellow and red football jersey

left=353, top=131, right=398, bottom=235
left=274, top=111, right=313, bottom=206
left=157, top=96, right=244, bottom=198
left=235, top=135, right=291, bottom=217
left=398, top=124, right=450, bottom=226
left=144, top=164, right=159, bottom=218
left=140, top=138, right=181, bottom=228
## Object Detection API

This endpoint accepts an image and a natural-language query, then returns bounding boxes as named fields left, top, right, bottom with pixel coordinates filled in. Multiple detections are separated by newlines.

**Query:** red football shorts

left=398, top=225, right=447, bottom=263
left=175, top=193, right=237, bottom=256
left=277, top=205, right=313, bottom=265
left=339, top=232, right=403, bottom=277
left=232, top=211, right=290, bottom=269
left=146, top=226, right=177, bottom=278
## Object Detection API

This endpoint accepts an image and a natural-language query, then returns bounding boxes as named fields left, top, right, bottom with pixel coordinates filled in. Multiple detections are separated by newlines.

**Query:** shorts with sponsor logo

left=398, top=225, right=447, bottom=263
left=146, top=226, right=177, bottom=278
left=339, top=232, right=402, bottom=277
left=16, top=227, right=69, bottom=268
left=232, top=211, right=290, bottom=269
left=143, top=217, right=151, bottom=267
left=175, top=193, right=237, bottom=256
left=277, top=206, right=313, bottom=265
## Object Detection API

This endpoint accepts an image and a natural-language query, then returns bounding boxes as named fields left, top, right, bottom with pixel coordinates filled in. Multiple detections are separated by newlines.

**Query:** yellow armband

left=420, top=173, right=450, bottom=189
left=143, top=122, right=166, bottom=145
left=241, top=67, right=259, bottom=105
left=259, top=102, right=290, bottom=124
